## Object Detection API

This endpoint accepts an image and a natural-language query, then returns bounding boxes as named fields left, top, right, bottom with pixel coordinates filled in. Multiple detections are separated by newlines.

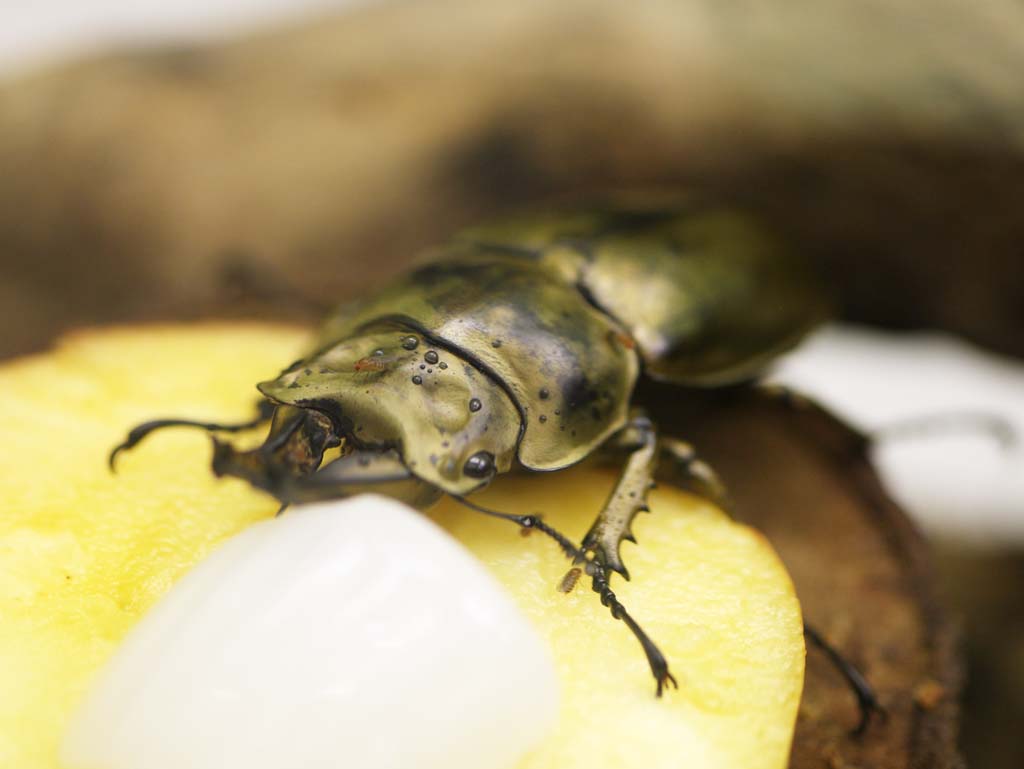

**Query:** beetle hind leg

left=804, top=622, right=887, bottom=735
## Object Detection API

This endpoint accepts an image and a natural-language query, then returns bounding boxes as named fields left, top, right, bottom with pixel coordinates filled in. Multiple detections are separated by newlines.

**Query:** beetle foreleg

left=573, top=414, right=679, bottom=695
left=585, top=557, right=678, bottom=697
left=579, top=414, right=658, bottom=579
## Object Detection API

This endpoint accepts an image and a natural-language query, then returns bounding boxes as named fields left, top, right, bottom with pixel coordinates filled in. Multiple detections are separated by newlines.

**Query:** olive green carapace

left=110, top=201, right=831, bottom=700
left=297, top=205, right=826, bottom=494
left=258, top=329, right=523, bottom=496
left=310, top=254, right=639, bottom=476
left=466, top=207, right=830, bottom=385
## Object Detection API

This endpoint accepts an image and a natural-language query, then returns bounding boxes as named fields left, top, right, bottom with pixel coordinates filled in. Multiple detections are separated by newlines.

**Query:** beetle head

left=253, top=327, right=522, bottom=496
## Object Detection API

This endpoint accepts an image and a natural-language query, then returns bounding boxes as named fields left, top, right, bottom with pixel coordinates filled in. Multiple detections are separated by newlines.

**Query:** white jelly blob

left=61, top=494, right=558, bottom=769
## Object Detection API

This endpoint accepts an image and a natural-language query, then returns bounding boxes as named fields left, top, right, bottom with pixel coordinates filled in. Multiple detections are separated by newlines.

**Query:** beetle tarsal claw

left=656, top=669, right=679, bottom=698
left=586, top=557, right=677, bottom=698
left=452, top=494, right=675, bottom=697
left=570, top=415, right=685, bottom=695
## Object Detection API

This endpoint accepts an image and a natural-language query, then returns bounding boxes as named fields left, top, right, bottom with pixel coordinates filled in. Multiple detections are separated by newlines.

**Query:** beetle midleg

left=657, top=437, right=730, bottom=511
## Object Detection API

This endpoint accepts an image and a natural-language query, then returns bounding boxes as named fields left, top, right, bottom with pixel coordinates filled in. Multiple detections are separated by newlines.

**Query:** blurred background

left=1, top=1, right=1022, bottom=766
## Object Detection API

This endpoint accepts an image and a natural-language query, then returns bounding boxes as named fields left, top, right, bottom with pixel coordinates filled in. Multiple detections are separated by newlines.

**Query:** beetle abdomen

left=572, top=210, right=828, bottom=385
left=456, top=202, right=829, bottom=386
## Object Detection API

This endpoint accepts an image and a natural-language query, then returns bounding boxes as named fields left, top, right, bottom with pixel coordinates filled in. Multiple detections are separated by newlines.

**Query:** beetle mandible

left=112, top=202, right=876, bottom=718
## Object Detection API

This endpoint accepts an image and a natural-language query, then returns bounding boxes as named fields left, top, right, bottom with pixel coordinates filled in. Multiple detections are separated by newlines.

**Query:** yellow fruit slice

left=0, top=324, right=804, bottom=769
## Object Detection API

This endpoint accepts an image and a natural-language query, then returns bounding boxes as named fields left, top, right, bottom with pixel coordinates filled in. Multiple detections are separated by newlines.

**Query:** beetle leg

left=578, top=414, right=659, bottom=580
left=585, top=556, right=678, bottom=697
left=754, top=385, right=891, bottom=733
left=804, top=622, right=887, bottom=736
left=657, top=437, right=730, bottom=511
left=109, top=400, right=276, bottom=469
left=599, top=413, right=728, bottom=511
left=256, top=450, right=443, bottom=511
left=572, top=414, right=678, bottom=695
left=451, top=496, right=583, bottom=561
left=454, top=494, right=677, bottom=698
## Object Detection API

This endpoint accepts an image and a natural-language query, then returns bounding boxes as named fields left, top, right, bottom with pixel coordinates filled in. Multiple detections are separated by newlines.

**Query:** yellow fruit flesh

left=0, top=324, right=804, bottom=769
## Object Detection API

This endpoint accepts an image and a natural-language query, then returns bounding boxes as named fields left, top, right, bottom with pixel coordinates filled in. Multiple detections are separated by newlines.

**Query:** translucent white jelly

left=61, top=494, right=558, bottom=769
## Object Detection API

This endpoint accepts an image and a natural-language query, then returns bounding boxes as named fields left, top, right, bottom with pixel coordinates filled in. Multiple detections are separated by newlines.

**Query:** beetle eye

left=463, top=451, right=495, bottom=479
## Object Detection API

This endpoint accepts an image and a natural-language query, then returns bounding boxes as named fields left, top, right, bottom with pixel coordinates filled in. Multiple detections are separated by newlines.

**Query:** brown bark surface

left=2, top=0, right=1024, bottom=359
left=644, top=384, right=962, bottom=769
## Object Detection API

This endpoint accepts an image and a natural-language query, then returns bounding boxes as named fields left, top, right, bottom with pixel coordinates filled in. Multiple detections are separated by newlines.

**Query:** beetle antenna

left=450, top=495, right=583, bottom=561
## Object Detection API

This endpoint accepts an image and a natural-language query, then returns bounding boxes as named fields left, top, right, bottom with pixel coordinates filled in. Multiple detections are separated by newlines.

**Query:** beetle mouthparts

left=211, top=406, right=342, bottom=496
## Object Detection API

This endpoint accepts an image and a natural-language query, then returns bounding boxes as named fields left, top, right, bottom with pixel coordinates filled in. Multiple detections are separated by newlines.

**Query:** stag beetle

left=111, top=202, right=881, bottom=729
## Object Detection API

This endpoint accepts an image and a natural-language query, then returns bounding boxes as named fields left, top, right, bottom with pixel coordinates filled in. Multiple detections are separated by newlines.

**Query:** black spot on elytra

left=562, top=374, right=601, bottom=412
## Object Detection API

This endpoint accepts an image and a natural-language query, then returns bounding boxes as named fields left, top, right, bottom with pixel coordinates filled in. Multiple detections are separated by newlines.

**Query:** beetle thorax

left=257, top=328, right=521, bottom=495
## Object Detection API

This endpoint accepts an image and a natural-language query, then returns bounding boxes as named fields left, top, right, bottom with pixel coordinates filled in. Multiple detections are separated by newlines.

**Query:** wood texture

left=2, top=0, right=1024, bottom=358
left=643, top=384, right=963, bottom=768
